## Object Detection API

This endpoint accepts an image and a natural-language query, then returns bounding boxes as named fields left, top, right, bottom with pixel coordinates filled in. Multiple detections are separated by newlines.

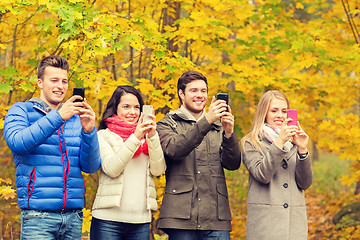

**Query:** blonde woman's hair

left=241, top=90, right=290, bottom=151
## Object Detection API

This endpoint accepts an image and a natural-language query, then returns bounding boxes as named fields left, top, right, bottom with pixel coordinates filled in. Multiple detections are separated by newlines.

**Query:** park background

left=1, top=0, right=360, bottom=239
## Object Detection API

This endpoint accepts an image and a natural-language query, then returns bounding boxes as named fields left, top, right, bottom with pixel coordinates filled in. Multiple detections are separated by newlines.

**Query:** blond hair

left=241, top=90, right=290, bottom=151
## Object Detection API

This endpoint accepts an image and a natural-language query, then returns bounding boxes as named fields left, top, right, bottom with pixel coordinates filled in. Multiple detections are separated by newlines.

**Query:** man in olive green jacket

left=156, top=71, right=241, bottom=240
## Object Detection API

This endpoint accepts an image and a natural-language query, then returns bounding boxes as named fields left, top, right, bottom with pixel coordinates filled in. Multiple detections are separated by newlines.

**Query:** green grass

left=311, top=153, right=355, bottom=196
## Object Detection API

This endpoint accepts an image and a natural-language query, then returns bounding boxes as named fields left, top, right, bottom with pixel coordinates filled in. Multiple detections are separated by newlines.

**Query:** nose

left=57, top=81, right=64, bottom=89
left=129, top=107, right=136, bottom=114
left=196, top=90, right=205, bottom=98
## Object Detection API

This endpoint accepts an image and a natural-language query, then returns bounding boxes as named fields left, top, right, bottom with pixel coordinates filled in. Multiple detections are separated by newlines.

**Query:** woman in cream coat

left=90, top=86, right=166, bottom=240
left=241, top=90, right=313, bottom=240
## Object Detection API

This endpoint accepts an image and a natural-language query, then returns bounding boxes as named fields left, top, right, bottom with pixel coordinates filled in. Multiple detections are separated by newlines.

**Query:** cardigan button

left=283, top=203, right=289, bottom=208
left=283, top=183, right=288, bottom=188
left=282, top=163, right=288, bottom=169
left=172, top=190, right=176, bottom=193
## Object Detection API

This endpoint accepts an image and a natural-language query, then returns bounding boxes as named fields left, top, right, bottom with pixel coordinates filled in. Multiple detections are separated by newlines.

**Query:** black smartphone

left=216, top=93, right=229, bottom=112
left=73, top=87, right=85, bottom=102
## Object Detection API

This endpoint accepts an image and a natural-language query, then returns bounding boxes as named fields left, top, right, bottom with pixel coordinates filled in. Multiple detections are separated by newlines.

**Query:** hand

left=220, top=106, right=235, bottom=138
left=78, top=99, right=96, bottom=133
left=134, top=113, right=156, bottom=140
left=274, top=119, right=298, bottom=149
left=145, top=110, right=157, bottom=138
left=58, top=95, right=83, bottom=121
left=293, top=122, right=309, bottom=153
left=205, top=96, right=228, bottom=125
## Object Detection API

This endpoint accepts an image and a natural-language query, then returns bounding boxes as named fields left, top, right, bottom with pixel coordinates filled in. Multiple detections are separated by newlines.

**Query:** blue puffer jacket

left=4, top=98, right=101, bottom=211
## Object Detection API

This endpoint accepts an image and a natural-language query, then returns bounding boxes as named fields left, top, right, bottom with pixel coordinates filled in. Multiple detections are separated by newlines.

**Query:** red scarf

left=105, top=115, right=149, bottom=157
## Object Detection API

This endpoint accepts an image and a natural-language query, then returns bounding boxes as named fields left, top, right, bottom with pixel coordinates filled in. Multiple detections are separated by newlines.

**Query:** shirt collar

left=179, top=105, right=206, bottom=122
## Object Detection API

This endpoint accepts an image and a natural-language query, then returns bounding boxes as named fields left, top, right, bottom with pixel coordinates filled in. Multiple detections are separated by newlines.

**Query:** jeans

left=20, top=209, right=83, bottom=240
left=166, top=229, right=231, bottom=240
left=90, top=217, right=150, bottom=240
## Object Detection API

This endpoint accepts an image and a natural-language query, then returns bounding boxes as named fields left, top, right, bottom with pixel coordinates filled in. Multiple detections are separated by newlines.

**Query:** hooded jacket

left=3, top=98, right=101, bottom=211
left=156, top=107, right=241, bottom=231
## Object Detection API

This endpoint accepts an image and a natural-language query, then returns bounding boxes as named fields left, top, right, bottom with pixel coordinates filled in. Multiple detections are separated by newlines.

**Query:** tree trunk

left=161, top=1, right=181, bottom=52
left=312, top=141, right=319, bottom=161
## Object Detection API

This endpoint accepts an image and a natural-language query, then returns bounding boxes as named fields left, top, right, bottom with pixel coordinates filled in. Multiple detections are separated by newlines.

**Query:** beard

left=183, top=100, right=205, bottom=114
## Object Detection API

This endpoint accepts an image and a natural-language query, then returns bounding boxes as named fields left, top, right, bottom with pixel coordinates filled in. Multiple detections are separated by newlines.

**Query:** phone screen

left=73, top=88, right=85, bottom=102
left=287, top=109, right=298, bottom=126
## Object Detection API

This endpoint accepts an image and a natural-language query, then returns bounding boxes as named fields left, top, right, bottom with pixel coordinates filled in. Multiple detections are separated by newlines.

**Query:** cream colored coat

left=242, top=139, right=313, bottom=240
left=92, top=129, right=166, bottom=216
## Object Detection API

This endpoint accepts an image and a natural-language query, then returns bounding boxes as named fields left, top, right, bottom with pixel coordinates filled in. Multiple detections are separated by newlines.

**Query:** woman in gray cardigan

left=241, top=90, right=313, bottom=240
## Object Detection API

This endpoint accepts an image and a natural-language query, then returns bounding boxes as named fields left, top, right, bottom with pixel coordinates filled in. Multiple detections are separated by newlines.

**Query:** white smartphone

left=142, top=105, right=153, bottom=123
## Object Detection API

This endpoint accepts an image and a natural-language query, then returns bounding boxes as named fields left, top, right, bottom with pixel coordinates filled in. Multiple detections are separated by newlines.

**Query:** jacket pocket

left=159, top=176, right=194, bottom=219
left=216, top=181, right=232, bottom=221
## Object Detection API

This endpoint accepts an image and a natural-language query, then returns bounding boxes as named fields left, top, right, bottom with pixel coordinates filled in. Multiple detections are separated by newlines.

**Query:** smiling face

left=37, top=66, right=68, bottom=110
left=116, top=93, right=140, bottom=124
left=179, top=79, right=208, bottom=118
left=265, top=97, right=288, bottom=128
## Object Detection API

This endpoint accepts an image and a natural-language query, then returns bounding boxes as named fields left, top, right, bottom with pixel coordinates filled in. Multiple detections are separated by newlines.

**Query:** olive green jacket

left=157, top=108, right=241, bottom=231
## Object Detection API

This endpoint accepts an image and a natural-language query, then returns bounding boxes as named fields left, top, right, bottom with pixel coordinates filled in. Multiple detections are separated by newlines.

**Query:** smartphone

left=216, top=93, right=229, bottom=112
left=142, top=105, right=153, bottom=123
left=73, top=87, right=85, bottom=103
left=287, top=109, right=298, bottom=126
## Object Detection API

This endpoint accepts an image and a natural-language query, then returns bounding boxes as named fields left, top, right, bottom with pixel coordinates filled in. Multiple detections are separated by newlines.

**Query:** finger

left=148, top=114, right=156, bottom=121
left=211, top=96, right=216, bottom=104
left=297, top=121, right=303, bottom=130
left=69, top=95, right=83, bottom=102
left=81, top=101, right=92, bottom=109
left=138, top=113, right=144, bottom=122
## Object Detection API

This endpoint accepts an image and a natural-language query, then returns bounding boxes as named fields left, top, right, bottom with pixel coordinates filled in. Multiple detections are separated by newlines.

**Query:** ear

left=37, top=78, right=43, bottom=89
left=179, top=89, right=185, bottom=101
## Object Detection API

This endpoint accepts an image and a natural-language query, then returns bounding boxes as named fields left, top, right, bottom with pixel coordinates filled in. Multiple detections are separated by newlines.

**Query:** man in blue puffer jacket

left=3, top=55, right=101, bottom=239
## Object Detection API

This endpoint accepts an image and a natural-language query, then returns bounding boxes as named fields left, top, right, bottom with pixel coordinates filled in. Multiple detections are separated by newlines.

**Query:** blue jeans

left=166, top=229, right=230, bottom=240
left=90, top=217, right=150, bottom=240
left=20, top=209, right=83, bottom=240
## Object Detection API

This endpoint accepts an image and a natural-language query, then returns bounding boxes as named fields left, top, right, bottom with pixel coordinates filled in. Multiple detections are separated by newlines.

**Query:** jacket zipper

left=58, top=123, right=70, bottom=210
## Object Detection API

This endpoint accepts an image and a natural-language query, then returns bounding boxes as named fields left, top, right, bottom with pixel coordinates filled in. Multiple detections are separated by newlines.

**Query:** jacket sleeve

left=220, top=132, right=241, bottom=170
left=242, top=140, right=286, bottom=184
left=80, top=127, right=101, bottom=173
left=146, top=132, right=166, bottom=176
left=295, top=154, right=313, bottom=190
left=156, top=116, right=212, bottom=161
left=98, top=130, right=141, bottom=178
left=4, top=103, right=64, bottom=155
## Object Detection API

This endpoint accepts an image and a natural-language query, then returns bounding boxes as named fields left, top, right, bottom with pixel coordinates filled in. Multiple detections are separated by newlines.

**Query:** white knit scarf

left=262, top=123, right=293, bottom=151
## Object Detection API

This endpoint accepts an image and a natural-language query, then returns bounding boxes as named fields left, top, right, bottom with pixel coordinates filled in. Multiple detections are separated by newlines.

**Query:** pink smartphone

left=287, top=109, right=298, bottom=126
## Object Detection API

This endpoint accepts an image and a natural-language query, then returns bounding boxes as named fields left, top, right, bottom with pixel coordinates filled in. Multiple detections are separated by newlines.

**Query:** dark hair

left=38, top=56, right=69, bottom=80
left=177, top=70, right=208, bottom=104
left=99, top=85, right=145, bottom=130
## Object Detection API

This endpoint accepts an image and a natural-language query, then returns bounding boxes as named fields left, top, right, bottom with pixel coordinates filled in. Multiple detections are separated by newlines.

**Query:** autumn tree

left=1, top=0, right=360, bottom=238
